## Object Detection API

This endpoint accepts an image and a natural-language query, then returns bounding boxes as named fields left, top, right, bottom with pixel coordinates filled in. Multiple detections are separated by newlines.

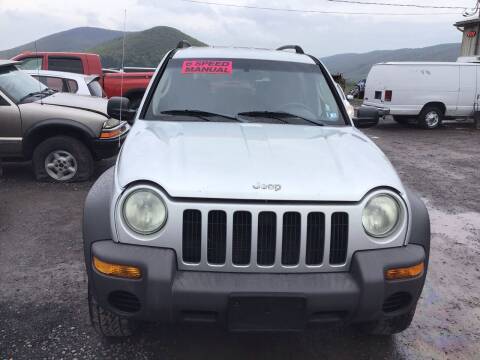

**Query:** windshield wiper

left=237, top=111, right=324, bottom=126
left=19, top=88, right=56, bottom=103
left=160, top=110, right=240, bottom=122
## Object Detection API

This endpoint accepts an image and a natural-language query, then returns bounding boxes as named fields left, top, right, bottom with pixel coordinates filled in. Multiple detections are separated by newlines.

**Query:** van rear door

left=364, top=64, right=386, bottom=106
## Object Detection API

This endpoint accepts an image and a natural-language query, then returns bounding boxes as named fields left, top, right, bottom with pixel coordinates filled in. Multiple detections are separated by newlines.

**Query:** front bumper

left=91, top=132, right=128, bottom=159
left=88, top=241, right=427, bottom=330
left=361, top=104, right=391, bottom=116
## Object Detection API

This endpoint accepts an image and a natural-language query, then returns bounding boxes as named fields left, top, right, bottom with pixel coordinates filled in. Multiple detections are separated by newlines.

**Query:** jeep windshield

left=0, top=65, right=52, bottom=103
left=144, top=58, right=347, bottom=126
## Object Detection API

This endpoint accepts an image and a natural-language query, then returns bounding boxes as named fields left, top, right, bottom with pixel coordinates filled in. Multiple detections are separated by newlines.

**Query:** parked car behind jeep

left=0, top=60, right=129, bottom=182
left=84, top=44, right=430, bottom=338
left=26, top=70, right=106, bottom=98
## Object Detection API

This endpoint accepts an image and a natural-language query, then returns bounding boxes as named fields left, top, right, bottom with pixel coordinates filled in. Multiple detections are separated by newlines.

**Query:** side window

left=66, top=79, right=79, bottom=93
left=17, top=57, right=43, bottom=70
left=0, top=94, right=9, bottom=106
left=48, top=57, right=84, bottom=74
left=44, top=77, right=66, bottom=92
left=34, top=76, right=47, bottom=86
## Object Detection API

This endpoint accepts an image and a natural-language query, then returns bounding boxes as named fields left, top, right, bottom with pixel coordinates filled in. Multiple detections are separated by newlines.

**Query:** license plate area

left=228, top=296, right=306, bottom=331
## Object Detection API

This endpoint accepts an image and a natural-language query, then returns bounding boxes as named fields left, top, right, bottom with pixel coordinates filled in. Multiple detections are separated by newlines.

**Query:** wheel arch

left=404, top=187, right=431, bottom=264
left=420, top=102, right=446, bottom=115
left=83, top=166, right=115, bottom=277
left=23, top=119, right=96, bottom=159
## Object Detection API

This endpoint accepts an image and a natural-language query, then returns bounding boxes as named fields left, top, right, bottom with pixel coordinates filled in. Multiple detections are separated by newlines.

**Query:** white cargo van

left=363, top=62, right=480, bottom=129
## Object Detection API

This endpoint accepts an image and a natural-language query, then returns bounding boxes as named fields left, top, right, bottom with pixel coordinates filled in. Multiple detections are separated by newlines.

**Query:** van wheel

left=355, top=306, right=416, bottom=336
left=418, top=106, right=443, bottom=129
left=88, top=287, right=137, bottom=338
left=32, top=136, right=93, bottom=182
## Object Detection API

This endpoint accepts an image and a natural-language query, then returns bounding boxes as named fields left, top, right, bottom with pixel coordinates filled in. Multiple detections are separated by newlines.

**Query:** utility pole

left=473, top=1, right=480, bottom=129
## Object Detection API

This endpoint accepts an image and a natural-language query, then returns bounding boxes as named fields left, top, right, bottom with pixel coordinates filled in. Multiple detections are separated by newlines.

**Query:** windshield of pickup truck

left=144, top=58, right=346, bottom=126
left=0, top=66, right=49, bottom=103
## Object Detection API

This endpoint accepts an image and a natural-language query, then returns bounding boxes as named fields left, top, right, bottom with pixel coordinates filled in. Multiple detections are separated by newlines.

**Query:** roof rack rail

left=177, top=40, right=192, bottom=49
left=277, top=45, right=304, bottom=54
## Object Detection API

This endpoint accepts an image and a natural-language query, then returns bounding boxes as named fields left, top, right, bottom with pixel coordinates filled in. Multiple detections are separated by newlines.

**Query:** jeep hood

left=38, top=92, right=108, bottom=116
left=117, top=121, right=404, bottom=201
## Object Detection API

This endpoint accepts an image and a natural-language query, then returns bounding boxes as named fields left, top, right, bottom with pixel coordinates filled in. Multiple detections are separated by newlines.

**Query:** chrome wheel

left=425, top=111, right=440, bottom=128
left=44, top=150, right=78, bottom=181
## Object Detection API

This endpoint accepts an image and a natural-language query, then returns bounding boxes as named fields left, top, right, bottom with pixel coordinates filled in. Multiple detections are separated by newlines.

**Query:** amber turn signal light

left=99, top=128, right=123, bottom=139
left=93, top=256, right=142, bottom=279
left=385, top=262, right=424, bottom=281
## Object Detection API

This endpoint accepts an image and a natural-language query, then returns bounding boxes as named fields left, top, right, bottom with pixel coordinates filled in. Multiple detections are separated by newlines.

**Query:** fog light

left=93, top=256, right=141, bottom=279
left=385, top=262, right=424, bottom=280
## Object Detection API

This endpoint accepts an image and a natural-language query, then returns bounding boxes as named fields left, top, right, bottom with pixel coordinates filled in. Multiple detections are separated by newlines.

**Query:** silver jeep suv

left=84, top=43, right=430, bottom=337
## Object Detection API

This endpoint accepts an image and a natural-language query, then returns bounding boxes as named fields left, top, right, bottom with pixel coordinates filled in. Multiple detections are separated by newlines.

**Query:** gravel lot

left=1, top=119, right=479, bottom=360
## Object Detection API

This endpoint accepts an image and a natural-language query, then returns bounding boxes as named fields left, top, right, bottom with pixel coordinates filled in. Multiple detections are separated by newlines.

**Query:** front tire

left=418, top=105, right=443, bottom=129
left=355, top=306, right=416, bottom=336
left=88, top=287, right=136, bottom=338
left=32, top=136, right=93, bottom=182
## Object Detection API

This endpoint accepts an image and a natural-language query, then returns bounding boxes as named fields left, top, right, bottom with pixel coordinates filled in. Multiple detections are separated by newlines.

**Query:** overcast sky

left=0, top=0, right=475, bottom=56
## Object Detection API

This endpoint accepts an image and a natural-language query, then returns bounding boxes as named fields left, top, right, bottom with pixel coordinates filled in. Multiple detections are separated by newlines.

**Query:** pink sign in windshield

left=182, top=60, right=233, bottom=74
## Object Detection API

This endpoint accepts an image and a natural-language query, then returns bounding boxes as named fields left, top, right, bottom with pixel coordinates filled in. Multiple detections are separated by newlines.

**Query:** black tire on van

left=418, top=105, right=444, bottom=129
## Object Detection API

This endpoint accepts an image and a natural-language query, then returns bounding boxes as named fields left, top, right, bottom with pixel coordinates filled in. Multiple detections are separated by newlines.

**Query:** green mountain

left=0, top=26, right=206, bottom=68
left=321, top=43, right=461, bottom=82
left=89, top=26, right=207, bottom=68
left=1, top=25, right=460, bottom=80
left=0, top=27, right=123, bottom=59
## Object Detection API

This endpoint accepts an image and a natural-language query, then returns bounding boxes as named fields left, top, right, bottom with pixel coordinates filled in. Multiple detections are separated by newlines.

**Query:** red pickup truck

left=12, top=52, right=154, bottom=108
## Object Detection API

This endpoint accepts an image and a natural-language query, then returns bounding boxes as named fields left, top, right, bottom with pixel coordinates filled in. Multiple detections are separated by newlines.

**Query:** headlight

left=103, top=118, right=121, bottom=129
left=122, top=189, right=167, bottom=235
left=362, top=194, right=400, bottom=237
left=100, top=121, right=128, bottom=139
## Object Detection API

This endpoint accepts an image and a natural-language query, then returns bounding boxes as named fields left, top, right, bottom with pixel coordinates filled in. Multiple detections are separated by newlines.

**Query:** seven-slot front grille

left=306, top=212, right=325, bottom=265
left=329, top=212, right=349, bottom=265
left=207, top=210, right=227, bottom=264
left=232, top=211, right=252, bottom=265
left=182, top=209, right=349, bottom=270
left=257, top=212, right=277, bottom=266
left=281, top=212, right=301, bottom=265
left=182, top=210, right=202, bottom=263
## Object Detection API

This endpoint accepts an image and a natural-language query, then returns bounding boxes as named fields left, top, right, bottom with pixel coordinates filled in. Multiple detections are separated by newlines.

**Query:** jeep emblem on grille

left=253, top=183, right=282, bottom=191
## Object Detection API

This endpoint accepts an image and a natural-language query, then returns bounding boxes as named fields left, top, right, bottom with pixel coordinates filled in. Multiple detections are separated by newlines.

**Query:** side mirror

left=346, top=94, right=354, bottom=101
left=353, top=107, right=385, bottom=128
left=107, top=97, right=136, bottom=125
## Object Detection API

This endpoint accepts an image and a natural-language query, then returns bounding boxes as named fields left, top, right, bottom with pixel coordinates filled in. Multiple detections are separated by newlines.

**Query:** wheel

left=88, top=286, right=136, bottom=338
left=418, top=105, right=443, bottom=129
left=355, top=306, right=416, bottom=336
left=32, top=136, right=93, bottom=182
